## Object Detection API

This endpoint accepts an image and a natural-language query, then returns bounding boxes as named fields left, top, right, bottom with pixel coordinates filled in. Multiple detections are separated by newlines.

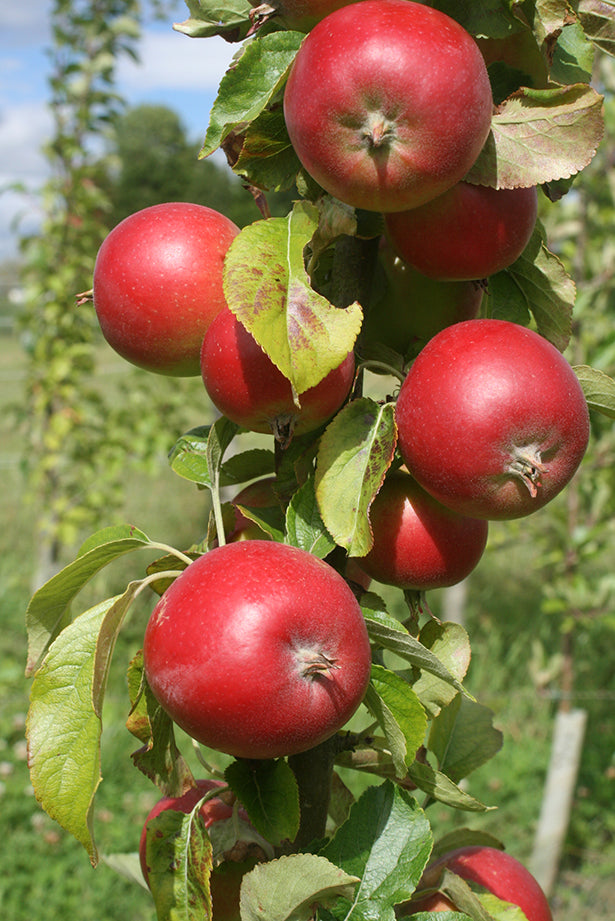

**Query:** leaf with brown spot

left=223, top=201, right=363, bottom=395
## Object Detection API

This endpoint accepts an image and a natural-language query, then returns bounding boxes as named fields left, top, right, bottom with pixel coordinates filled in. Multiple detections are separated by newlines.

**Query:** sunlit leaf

left=365, top=666, right=427, bottom=778
left=201, top=31, right=303, bottom=157
left=428, top=695, right=503, bottom=783
left=25, top=525, right=151, bottom=675
left=574, top=364, right=615, bottom=418
left=240, top=854, right=359, bottom=921
left=321, top=781, right=432, bottom=921
left=27, top=588, right=139, bottom=864
left=224, top=201, right=362, bottom=395
left=467, top=84, right=604, bottom=188
left=285, top=477, right=336, bottom=558
left=315, top=399, right=397, bottom=557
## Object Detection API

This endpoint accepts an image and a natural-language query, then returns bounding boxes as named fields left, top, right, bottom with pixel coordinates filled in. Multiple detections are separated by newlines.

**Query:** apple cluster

left=86, top=2, right=592, bottom=917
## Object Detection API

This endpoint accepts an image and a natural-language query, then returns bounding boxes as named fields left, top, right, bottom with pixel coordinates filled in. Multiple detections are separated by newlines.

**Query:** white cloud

left=1, top=1, right=52, bottom=43
left=117, top=28, right=237, bottom=92
left=0, top=102, right=52, bottom=260
left=0, top=7, right=238, bottom=260
left=0, top=102, right=52, bottom=183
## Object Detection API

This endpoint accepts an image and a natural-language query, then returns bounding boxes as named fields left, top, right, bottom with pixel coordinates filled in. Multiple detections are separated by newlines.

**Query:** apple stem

left=357, top=358, right=406, bottom=385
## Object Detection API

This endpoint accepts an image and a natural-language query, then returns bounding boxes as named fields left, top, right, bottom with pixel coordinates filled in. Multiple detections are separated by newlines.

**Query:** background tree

left=17, top=1, right=202, bottom=589
left=107, top=102, right=296, bottom=227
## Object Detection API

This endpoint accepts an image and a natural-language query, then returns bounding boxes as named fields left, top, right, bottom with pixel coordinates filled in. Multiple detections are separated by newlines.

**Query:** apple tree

left=23, top=1, right=615, bottom=920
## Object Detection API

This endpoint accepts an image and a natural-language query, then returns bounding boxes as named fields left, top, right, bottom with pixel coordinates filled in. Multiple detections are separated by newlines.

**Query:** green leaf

left=168, top=421, right=240, bottom=489
left=234, top=100, right=302, bottom=191
left=479, top=892, right=530, bottom=921
left=174, top=0, right=253, bottom=40
left=412, top=621, right=472, bottom=719
left=201, top=30, right=304, bottom=157
left=467, top=84, right=604, bottom=188
left=360, top=592, right=410, bottom=636
left=27, top=587, right=139, bottom=864
left=225, top=758, right=300, bottom=846
left=428, top=694, right=503, bottom=784
left=485, top=224, right=575, bottom=352
left=100, top=852, right=149, bottom=890
left=437, top=869, right=496, bottom=921
left=126, top=653, right=195, bottom=796
left=25, top=525, right=151, bottom=675
left=407, top=761, right=492, bottom=813
left=428, top=0, right=518, bottom=38
left=285, top=477, right=336, bottom=558
left=240, top=854, right=359, bottom=921
left=365, top=666, right=427, bottom=779
left=207, top=416, right=240, bottom=484
left=551, top=21, right=595, bottom=85
left=220, top=448, right=276, bottom=486
left=321, top=781, right=432, bottom=921
left=224, top=201, right=362, bottom=394
left=315, top=399, right=397, bottom=557
left=574, top=364, right=615, bottom=418
left=234, top=503, right=286, bottom=542
left=145, top=806, right=213, bottom=921
left=363, top=617, right=467, bottom=696
left=168, top=425, right=214, bottom=487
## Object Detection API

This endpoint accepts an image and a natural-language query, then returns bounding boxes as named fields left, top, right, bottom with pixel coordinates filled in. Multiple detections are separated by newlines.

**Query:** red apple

left=200, top=307, right=355, bottom=444
left=143, top=540, right=372, bottom=759
left=385, top=182, right=538, bottom=281
left=92, top=202, right=239, bottom=376
left=356, top=471, right=488, bottom=590
left=395, top=319, right=590, bottom=520
left=403, top=845, right=553, bottom=921
left=361, top=239, right=483, bottom=355
left=283, top=0, right=493, bottom=213
left=139, top=779, right=257, bottom=921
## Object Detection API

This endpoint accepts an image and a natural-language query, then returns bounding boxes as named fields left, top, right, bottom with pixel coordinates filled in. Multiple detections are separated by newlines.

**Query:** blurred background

left=1, top=2, right=614, bottom=919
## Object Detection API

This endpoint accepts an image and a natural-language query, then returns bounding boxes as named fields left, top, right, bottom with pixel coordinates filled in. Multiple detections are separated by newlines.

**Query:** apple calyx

left=361, top=113, right=397, bottom=151
left=506, top=447, right=547, bottom=497
left=297, top=648, right=341, bottom=679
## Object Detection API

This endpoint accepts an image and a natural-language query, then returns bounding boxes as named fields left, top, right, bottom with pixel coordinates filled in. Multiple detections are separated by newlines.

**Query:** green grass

left=1, top=333, right=614, bottom=920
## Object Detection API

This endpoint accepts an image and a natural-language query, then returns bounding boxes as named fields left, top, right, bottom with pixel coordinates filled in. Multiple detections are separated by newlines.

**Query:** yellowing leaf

left=224, top=201, right=362, bottom=395
left=468, top=83, right=604, bottom=188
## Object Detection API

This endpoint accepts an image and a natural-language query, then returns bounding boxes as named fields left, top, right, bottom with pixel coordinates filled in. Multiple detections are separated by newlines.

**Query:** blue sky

left=0, top=1, right=238, bottom=261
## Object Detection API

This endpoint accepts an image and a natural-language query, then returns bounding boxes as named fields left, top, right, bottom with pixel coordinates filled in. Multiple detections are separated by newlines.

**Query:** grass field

left=1, top=330, right=613, bottom=920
